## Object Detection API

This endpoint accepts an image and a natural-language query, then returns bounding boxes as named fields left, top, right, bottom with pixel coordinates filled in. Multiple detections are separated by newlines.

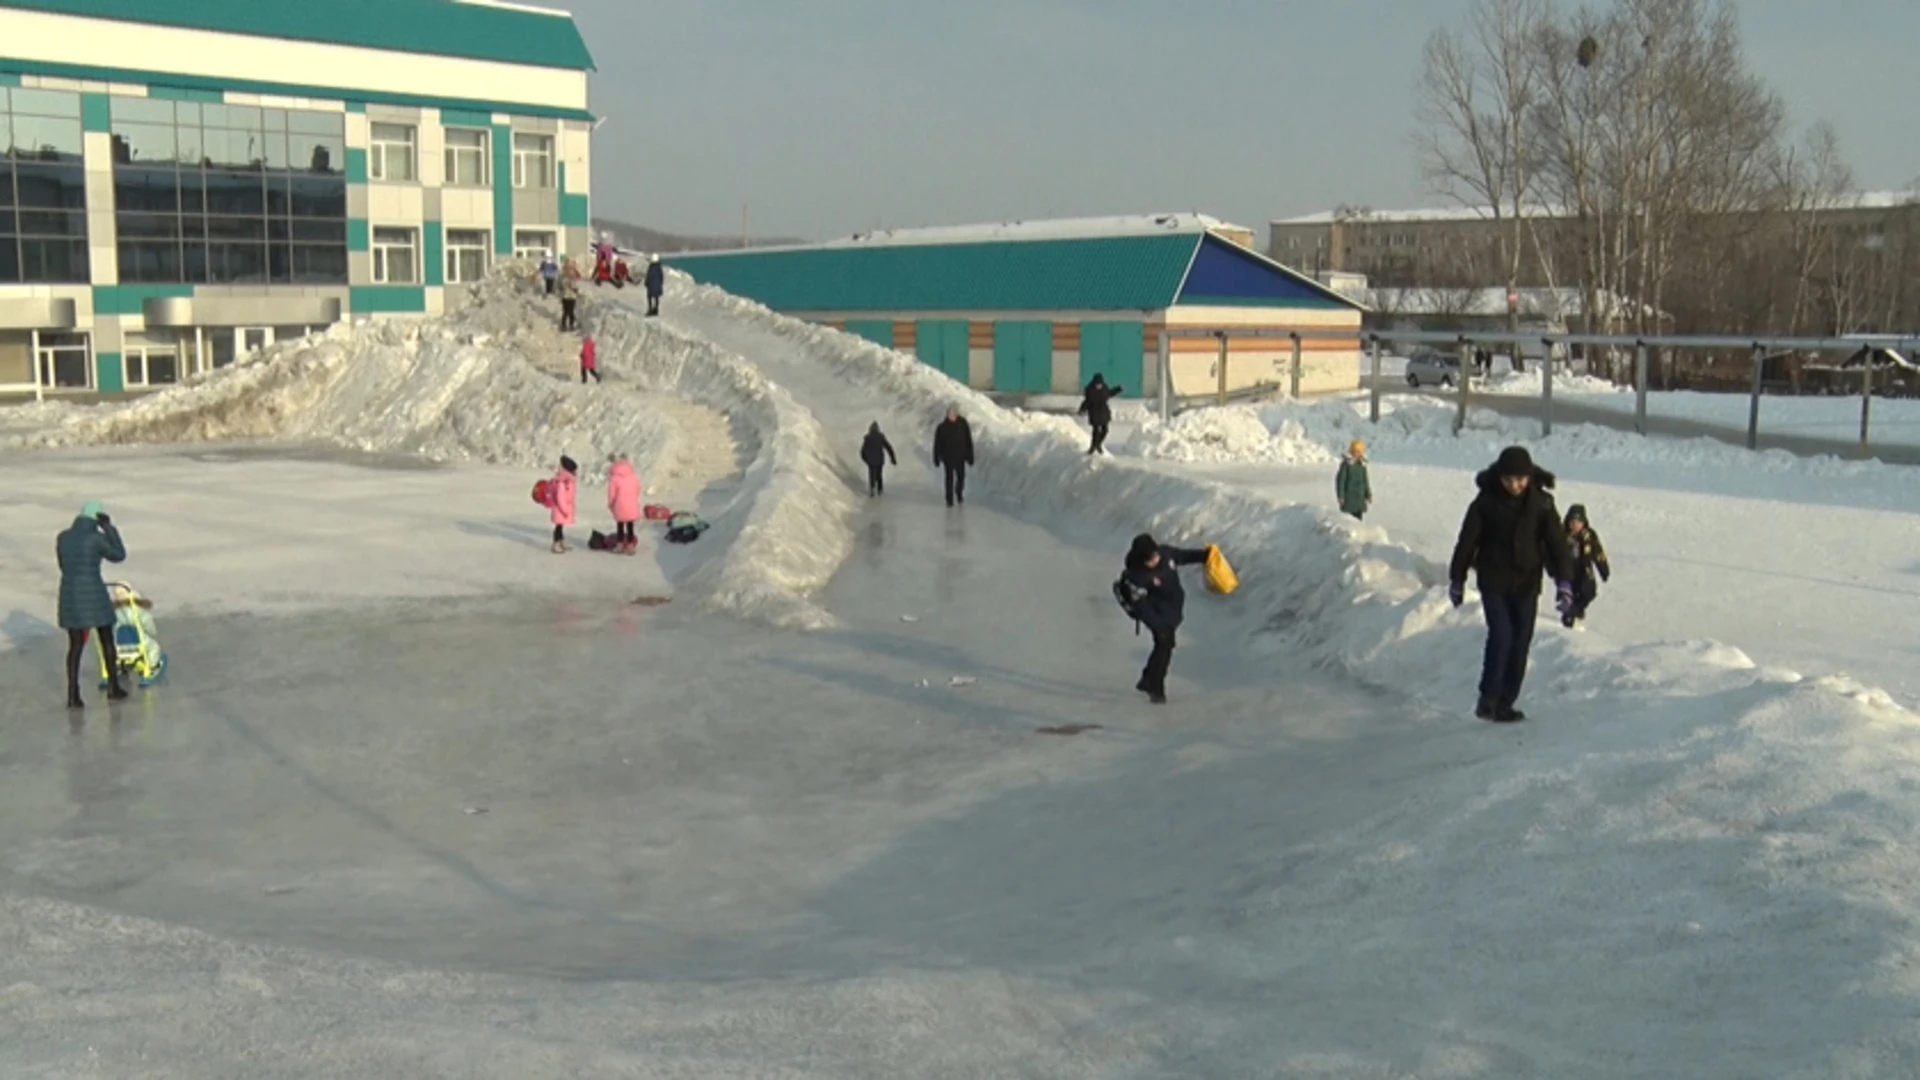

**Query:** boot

left=67, top=688, right=84, bottom=709
left=1494, top=701, right=1526, bottom=723
left=106, top=678, right=129, bottom=702
left=1474, top=695, right=1497, bottom=721
left=551, top=540, right=568, bottom=554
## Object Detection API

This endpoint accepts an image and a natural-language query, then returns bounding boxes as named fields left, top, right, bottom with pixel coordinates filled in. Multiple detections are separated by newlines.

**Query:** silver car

left=1406, top=351, right=1462, bottom=388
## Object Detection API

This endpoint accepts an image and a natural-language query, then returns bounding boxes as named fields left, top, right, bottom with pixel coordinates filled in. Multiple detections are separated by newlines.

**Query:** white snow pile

left=6, top=276, right=677, bottom=477
left=1478, top=366, right=1629, bottom=397
left=579, top=296, right=858, bottom=630
left=1126, top=406, right=1334, bottom=465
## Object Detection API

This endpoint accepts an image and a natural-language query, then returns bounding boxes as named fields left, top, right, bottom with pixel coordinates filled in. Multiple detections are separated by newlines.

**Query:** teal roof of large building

left=0, top=0, right=595, bottom=71
left=666, top=216, right=1362, bottom=314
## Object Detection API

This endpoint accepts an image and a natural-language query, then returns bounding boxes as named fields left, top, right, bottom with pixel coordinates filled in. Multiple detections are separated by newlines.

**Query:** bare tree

left=1414, top=0, right=1550, bottom=369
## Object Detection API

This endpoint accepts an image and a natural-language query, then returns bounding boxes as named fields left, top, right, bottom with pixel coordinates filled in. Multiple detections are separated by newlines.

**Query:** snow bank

left=578, top=296, right=858, bottom=630
left=1478, top=367, right=1626, bottom=397
left=1126, top=407, right=1334, bottom=465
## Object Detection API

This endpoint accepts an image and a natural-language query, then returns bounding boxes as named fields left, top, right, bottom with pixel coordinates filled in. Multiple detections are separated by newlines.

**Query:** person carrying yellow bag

left=1114, top=533, right=1214, bottom=704
left=1203, top=543, right=1238, bottom=595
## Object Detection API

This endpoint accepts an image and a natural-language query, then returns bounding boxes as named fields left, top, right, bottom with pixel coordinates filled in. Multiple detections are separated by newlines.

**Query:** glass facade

left=0, top=88, right=89, bottom=284
left=110, top=98, right=349, bottom=284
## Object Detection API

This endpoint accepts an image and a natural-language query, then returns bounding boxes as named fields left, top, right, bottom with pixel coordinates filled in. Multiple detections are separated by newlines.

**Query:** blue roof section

left=0, top=0, right=595, bottom=71
left=1178, top=235, right=1361, bottom=309
left=668, top=235, right=1205, bottom=313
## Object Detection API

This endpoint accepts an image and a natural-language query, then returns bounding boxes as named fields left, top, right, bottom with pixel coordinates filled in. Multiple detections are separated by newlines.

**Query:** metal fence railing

left=1155, top=328, right=1920, bottom=459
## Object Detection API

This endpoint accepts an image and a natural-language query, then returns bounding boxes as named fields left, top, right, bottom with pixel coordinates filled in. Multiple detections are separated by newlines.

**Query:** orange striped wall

left=893, top=322, right=916, bottom=350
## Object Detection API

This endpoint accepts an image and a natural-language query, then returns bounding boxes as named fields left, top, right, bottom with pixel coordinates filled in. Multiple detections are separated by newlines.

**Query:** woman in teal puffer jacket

left=57, top=501, right=127, bottom=708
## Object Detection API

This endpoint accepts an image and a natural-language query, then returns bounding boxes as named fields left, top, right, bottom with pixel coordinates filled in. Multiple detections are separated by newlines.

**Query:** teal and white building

left=0, top=0, right=594, bottom=396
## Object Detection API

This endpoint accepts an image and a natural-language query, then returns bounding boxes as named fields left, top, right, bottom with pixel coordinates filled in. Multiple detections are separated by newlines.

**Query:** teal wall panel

left=347, top=219, right=369, bottom=252
left=558, top=162, right=589, bottom=227
left=844, top=319, right=893, bottom=349
left=80, top=93, right=110, bottom=133
left=147, top=85, right=222, bottom=102
left=345, top=148, right=368, bottom=184
left=91, top=284, right=192, bottom=316
left=1079, top=320, right=1143, bottom=397
left=915, top=319, right=969, bottom=382
left=424, top=221, right=444, bottom=287
left=349, top=286, right=427, bottom=314
left=94, top=351, right=123, bottom=393
left=1024, top=322, right=1052, bottom=393
left=993, top=321, right=1052, bottom=393
left=491, top=123, right=513, bottom=254
left=440, top=108, right=493, bottom=128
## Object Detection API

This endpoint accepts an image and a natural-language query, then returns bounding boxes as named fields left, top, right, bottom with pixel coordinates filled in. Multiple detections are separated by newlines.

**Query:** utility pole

left=741, top=202, right=749, bottom=248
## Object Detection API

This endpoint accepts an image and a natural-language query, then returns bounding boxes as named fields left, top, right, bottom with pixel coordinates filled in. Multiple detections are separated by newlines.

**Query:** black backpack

left=1113, top=574, right=1148, bottom=634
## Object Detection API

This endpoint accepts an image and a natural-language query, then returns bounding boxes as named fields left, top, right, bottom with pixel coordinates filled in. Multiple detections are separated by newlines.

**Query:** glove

left=1554, top=581, right=1574, bottom=615
left=95, top=513, right=111, bottom=528
left=1599, top=565, right=1611, bottom=583
left=1447, top=581, right=1464, bottom=608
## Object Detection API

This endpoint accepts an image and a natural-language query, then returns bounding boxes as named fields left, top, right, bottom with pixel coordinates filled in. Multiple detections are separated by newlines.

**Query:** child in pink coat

left=549, top=455, right=578, bottom=553
left=607, top=453, right=641, bottom=551
left=580, top=336, right=600, bottom=384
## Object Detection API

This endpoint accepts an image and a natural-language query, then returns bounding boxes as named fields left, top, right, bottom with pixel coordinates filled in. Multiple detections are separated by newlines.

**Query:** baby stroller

left=98, top=581, right=167, bottom=689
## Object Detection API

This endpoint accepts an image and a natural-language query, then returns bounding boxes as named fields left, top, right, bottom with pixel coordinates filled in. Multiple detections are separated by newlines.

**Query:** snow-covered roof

left=1273, top=191, right=1920, bottom=227
left=819, top=213, right=1250, bottom=249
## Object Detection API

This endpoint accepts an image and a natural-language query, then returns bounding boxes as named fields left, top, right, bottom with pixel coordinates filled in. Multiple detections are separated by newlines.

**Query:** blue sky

left=568, top=0, right=1920, bottom=241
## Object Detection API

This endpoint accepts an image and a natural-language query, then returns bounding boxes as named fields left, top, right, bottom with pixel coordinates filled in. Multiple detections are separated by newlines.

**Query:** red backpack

left=531, top=478, right=552, bottom=507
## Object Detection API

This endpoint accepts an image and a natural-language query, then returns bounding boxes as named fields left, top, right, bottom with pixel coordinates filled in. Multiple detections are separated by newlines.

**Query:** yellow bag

left=1204, top=544, right=1238, bottom=595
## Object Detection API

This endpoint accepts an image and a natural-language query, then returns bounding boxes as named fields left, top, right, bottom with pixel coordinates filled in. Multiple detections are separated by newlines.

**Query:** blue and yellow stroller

left=98, top=581, right=167, bottom=689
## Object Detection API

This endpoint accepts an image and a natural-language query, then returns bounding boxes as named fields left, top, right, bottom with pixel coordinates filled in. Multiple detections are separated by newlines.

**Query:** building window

left=513, top=229, right=556, bottom=260
left=369, top=122, right=416, bottom=183
left=511, top=133, right=554, bottom=189
left=0, top=88, right=90, bottom=283
left=37, top=331, right=91, bottom=390
left=111, top=98, right=348, bottom=285
left=372, top=226, right=418, bottom=284
left=123, top=332, right=182, bottom=387
left=444, top=128, right=488, bottom=187
left=445, top=228, right=489, bottom=283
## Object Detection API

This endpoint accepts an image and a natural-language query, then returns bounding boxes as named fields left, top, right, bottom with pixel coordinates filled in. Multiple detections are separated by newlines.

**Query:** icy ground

left=1, top=273, right=1918, bottom=1077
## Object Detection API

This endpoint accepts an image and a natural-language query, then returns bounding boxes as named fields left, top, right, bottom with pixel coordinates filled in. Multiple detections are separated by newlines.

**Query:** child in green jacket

left=1336, top=440, right=1372, bottom=520
left=1562, top=503, right=1611, bottom=628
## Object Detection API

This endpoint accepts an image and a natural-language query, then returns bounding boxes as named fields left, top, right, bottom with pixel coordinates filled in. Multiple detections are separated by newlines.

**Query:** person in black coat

left=644, top=255, right=665, bottom=316
left=860, top=421, right=898, bottom=497
left=1077, top=372, right=1124, bottom=455
left=1120, top=533, right=1210, bottom=704
left=931, top=407, right=974, bottom=507
left=1448, top=446, right=1575, bottom=723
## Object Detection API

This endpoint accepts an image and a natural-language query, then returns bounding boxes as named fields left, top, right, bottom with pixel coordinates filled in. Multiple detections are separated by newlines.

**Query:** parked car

left=1406, top=351, right=1462, bottom=388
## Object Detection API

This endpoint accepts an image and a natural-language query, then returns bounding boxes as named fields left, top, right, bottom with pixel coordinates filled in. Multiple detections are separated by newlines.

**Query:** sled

left=97, top=581, right=167, bottom=689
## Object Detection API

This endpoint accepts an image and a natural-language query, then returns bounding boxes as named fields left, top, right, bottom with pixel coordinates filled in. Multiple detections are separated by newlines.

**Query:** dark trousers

left=552, top=524, right=565, bottom=543
left=647, top=291, right=661, bottom=316
left=867, top=462, right=885, bottom=495
left=943, top=463, right=966, bottom=505
left=1479, top=589, right=1538, bottom=705
left=581, top=366, right=600, bottom=384
left=560, top=297, right=577, bottom=330
left=544, top=277, right=556, bottom=296
left=1088, top=422, right=1110, bottom=454
left=615, top=521, right=636, bottom=542
left=68, top=626, right=120, bottom=700
left=1140, top=627, right=1176, bottom=695
left=1563, top=576, right=1598, bottom=625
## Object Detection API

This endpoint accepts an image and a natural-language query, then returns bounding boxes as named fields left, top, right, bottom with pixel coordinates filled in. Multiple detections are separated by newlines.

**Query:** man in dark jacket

left=1448, top=446, right=1574, bottom=723
left=1119, top=533, right=1210, bottom=704
left=644, top=255, right=665, bottom=316
left=860, top=421, right=898, bottom=497
left=1077, top=373, right=1123, bottom=455
left=931, top=407, right=974, bottom=507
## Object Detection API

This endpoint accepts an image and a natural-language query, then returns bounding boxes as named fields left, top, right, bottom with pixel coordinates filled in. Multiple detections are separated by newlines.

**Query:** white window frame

left=34, top=330, right=92, bottom=393
left=123, top=333, right=183, bottom=388
left=369, top=123, right=417, bottom=183
left=443, top=127, right=489, bottom=187
left=445, top=229, right=491, bottom=284
left=371, top=226, right=419, bottom=284
left=511, top=132, right=554, bottom=189
left=514, top=229, right=557, bottom=261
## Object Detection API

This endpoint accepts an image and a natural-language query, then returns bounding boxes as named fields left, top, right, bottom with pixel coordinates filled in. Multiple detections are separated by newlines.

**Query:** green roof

left=0, top=0, right=594, bottom=71
left=668, top=234, right=1205, bottom=313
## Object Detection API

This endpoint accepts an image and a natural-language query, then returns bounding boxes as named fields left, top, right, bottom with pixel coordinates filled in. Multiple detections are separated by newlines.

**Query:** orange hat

left=1348, top=440, right=1366, bottom=456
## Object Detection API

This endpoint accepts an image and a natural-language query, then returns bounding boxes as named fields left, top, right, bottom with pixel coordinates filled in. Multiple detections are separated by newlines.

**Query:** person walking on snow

left=1561, top=504, right=1611, bottom=629
left=644, top=255, right=665, bottom=317
left=558, top=271, right=580, bottom=331
left=860, top=422, right=898, bottom=497
left=536, top=251, right=559, bottom=295
left=932, top=406, right=974, bottom=507
left=57, top=501, right=128, bottom=708
left=1448, top=446, right=1575, bottom=723
left=579, top=335, right=600, bottom=384
left=1119, top=533, right=1211, bottom=705
left=607, top=453, right=642, bottom=552
left=548, top=456, right=579, bottom=553
left=1336, top=440, right=1372, bottom=520
left=1078, top=372, right=1123, bottom=455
